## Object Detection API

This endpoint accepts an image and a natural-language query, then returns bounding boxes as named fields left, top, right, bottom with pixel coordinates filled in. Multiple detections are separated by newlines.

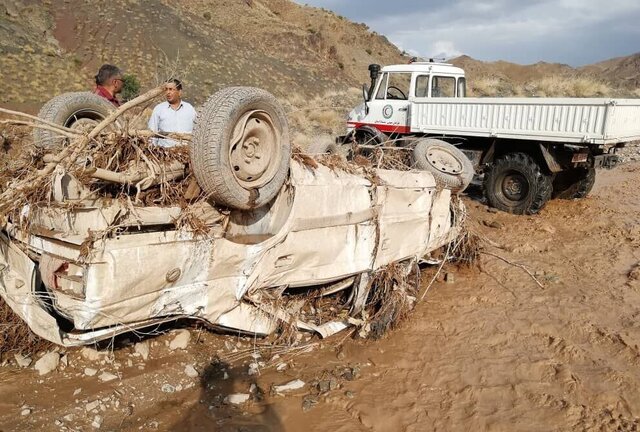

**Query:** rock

left=273, top=379, right=305, bottom=394
left=224, top=393, right=250, bottom=405
left=345, top=390, right=355, bottom=399
left=84, top=367, right=98, bottom=377
left=184, top=365, right=198, bottom=378
left=161, top=384, right=176, bottom=393
left=444, top=272, right=455, bottom=284
left=248, top=362, right=259, bottom=376
left=54, top=420, right=62, bottom=426
left=98, top=372, right=118, bottom=382
left=34, top=352, right=60, bottom=375
left=20, top=408, right=31, bottom=416
left=275, top=362, right=287, bottom=372
left=81, top=347, right=106, bottom=362
left=73, top=388, right=82, bottom=396
left=60, top=354, right=69, bottom=367
left=91, top=415, right=103, bottom=429
left=63, top=413, right=75, bottom=422
left=487, top=207, right=499, bottom=213
left=249, top=383, right=257, bottom=394
left=133, top=341, right=150, bottom=360
left=85, top=400, right=100, bottom=412
left=169, top=330, right=191, bottom=350
left=482, top=219, right=503, bottom=229
left=14, top=353, right=32, bottom=368
left=302, top=395, right=318, bottom=412
left=336, top=349, right=346, bottom=361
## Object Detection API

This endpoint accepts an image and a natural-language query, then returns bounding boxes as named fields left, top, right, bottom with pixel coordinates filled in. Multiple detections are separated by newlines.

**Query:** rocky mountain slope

left=0, top=0, right=637, bottom=110
left=0, top=0, right=403, bottom=108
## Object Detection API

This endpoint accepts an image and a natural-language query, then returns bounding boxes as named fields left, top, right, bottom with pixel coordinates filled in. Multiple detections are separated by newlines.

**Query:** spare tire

left=412, top=138, right=474, bottom=192
left=33, top=92, right=116, bottom=148
left=191, top=87, right=291, bottom=210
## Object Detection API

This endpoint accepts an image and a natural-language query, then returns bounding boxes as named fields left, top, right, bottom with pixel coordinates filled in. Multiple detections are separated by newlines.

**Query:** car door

left=365, top=72, right=412, bottom=134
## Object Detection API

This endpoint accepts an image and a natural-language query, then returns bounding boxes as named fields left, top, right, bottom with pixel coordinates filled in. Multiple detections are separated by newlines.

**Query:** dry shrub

left=529, top=75, right=612, bottom=97
left=0, top=297, right=52, bottom=357
left=365, top=261, right=419, bottom=339
left=469, top=76, right=520, bottom=97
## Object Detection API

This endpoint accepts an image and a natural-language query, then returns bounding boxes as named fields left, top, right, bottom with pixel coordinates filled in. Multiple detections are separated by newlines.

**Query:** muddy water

left=1, top=164, right=639, bottom=432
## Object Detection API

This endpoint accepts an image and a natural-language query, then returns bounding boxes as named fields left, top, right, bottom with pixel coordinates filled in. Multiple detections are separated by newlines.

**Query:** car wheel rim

left=229, top=109, right=281, bottom=188
left=426, top=147, right=463, bottom=174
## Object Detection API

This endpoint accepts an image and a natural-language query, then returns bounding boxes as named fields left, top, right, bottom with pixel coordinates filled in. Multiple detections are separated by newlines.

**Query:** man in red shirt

left=93, top=64, right=124, bottom=106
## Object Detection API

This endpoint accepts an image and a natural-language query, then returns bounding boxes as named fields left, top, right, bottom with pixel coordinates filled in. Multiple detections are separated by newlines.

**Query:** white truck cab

left=347, top=61, right=466, bottom=136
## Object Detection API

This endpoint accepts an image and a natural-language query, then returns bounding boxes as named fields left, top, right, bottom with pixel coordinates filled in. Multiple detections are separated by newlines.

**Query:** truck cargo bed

left=410, top=98, right=640, bottom=144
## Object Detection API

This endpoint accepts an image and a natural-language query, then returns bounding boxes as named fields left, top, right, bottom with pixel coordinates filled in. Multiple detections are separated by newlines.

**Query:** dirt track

left=1, top=163, right=639, bottom=432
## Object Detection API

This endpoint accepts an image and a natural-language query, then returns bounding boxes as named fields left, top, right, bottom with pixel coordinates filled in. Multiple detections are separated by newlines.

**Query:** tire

left=33, top=92, right=116, bottom=148
left=354, top=125, right=387, bottom=146
left=306, top=135, right=351, bottom=160
left=411, top=138, right=474, bottom=192
left=553, top=167, right=595, bottom=199
left=191, top=87, right=291, bottom=210
left=483, top=152, right=552, bottom=215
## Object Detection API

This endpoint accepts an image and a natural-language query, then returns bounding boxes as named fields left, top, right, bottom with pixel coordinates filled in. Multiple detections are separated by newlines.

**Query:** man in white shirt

left=148, top=79, right=197, bottom=147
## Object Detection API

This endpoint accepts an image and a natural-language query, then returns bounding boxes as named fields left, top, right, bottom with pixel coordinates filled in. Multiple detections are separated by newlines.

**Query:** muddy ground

left=1, top=162, right=639, bottom=432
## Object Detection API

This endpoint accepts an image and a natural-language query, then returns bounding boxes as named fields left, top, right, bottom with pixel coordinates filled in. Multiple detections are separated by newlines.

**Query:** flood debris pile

left=0, top=85, right=474, bottom=354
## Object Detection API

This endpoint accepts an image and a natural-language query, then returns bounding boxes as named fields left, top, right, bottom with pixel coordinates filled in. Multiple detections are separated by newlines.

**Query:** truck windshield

left=376, top=72, right=411, bottom=100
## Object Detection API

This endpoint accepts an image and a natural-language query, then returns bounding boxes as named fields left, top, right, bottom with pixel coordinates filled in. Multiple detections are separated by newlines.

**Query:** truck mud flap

left=593, top=154, right=619, bottom=169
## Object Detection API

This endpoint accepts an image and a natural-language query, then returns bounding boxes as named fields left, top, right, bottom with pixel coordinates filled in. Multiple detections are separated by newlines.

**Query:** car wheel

left=412, top=138, right=474, bottom=192
left=33, top=92, right=116, bottom=148
left=483, top=152, right=552, bottom=214
left=191, top=87, right=291, bottom=210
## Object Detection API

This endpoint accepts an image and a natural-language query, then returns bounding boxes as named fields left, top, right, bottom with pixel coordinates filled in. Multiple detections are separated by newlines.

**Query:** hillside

left=0, top=0, right=403, bottom=108
left=450, top=53, right=640, bottom=97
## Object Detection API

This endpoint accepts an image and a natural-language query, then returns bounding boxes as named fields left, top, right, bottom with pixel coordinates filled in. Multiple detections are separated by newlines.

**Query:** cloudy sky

left=297, top=0, right=640, bottom=66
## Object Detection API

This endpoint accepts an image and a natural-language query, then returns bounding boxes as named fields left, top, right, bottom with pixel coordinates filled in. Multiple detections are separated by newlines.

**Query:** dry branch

left=0, top=86, right=164, bottom=216
left=481, top=250, right=545, bottom=288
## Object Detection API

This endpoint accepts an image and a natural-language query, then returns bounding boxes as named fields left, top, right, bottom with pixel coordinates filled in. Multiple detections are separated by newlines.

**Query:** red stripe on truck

left=348, top=122, right=411, bottom=134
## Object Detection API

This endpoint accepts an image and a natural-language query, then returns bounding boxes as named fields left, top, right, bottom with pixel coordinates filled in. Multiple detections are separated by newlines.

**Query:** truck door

left=366, top=72, right=412, bottom=134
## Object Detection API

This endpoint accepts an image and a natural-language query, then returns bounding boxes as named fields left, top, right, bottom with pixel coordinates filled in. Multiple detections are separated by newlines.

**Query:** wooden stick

left=0, top=107, right=82, bottom=136
left=0, top=86, right=164, bottom=213
left=0, top=120, right=78, bottom=139
left=481, top=250, right=545, bottom=288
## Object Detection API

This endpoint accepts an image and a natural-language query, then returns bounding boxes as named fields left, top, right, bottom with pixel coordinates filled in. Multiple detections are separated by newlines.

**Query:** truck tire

left=553, top=167, right=596, bottom=199
left=355, top=125, right=388, bottom=146
left=191, top=87, right=290, bottom=210
left=33, top=92, right=116, bottom=148
left=412, top=139, right=474, bottom=192
left=483, top=152, right=552, bottom=214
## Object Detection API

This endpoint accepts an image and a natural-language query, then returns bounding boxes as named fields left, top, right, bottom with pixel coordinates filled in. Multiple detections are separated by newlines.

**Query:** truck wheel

left=553, top=167, right=596, bottom=199
left=412, top=139, right=474, bottom=192
left=355, top=125, right=388, bottom=146
left=33, top=92, right=116, bottom=148
left=191, top=87, right=290, bottom=210
left=483, top=152, right=552, bottom=214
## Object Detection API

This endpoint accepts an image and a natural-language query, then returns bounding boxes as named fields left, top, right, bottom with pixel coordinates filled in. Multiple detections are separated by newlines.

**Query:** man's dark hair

left=95, top=64, right=122, bottom=86
left=167, top=78, right=183, bottom=90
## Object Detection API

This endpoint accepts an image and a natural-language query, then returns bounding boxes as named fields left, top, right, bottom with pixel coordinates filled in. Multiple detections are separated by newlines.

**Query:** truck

left=337, top=61, right=640, bottom=214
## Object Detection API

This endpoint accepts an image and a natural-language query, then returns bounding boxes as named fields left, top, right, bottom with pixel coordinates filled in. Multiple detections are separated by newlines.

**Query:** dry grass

left=469, top=74, right=615, bottom=97
left=284, top=88, right=361, bottom=149
left=0, top=297, right=53, bottom=357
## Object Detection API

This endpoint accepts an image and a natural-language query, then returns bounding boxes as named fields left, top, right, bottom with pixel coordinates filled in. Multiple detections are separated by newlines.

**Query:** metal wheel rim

left=426, top=146, right=463, bottom=174
left=497, top=170, right=529, bottom=203
left=229, top=109, right=281, bottom=188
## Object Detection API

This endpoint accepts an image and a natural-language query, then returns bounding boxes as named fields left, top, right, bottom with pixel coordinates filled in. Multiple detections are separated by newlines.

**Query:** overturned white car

left=0, top=87, right=472, bottom=346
